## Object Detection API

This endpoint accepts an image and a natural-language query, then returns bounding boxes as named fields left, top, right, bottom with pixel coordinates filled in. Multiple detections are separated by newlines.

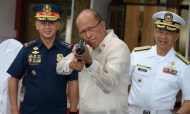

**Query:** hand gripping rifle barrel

left=75, top=39, right=85, bottom=56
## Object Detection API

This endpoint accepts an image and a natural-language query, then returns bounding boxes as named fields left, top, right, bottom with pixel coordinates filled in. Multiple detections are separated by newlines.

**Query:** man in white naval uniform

left=56, top=9, right=130, bottom=114
left=128, top=11, right=190, bottom=114
left=0, top=38, right=23, bottom=114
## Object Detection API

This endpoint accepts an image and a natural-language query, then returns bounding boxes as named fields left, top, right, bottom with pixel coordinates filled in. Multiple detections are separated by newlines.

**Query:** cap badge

left=43, top=4, right=51, bottom=13
left=164, top=12, right=173, bottom=22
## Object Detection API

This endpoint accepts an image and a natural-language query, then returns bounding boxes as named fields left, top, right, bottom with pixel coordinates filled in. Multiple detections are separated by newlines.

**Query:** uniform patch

left=137, top=64, right=151, bottom=69
left=176, top=52, right=190, bottom=65
left=136, top=64, right=151, bottom=72
left=28, top=46, right=41, bottom=65
left=134, top=45, right=151, bottom=51
left=163, top=60, right=177, bottom=75
left=163, top=67, right=177, bottom=75
left=138, top=68, right=147, bottom=72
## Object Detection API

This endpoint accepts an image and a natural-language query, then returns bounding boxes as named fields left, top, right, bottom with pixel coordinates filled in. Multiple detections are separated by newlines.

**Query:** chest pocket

left=159, top=74, right=177, bottom=83
left=133, top=65, right=151, bottom=86
left=158, top=73, right=178, bottom=90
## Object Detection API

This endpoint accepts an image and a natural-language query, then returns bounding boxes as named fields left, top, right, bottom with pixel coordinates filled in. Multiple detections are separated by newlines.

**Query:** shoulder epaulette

left=60, top=41, right=73, bottom=49
left=134, top=45, right=151, bottom=52
left=24, top=40, right=37, bottom=48
left=176, top=52, right=190, bottom=65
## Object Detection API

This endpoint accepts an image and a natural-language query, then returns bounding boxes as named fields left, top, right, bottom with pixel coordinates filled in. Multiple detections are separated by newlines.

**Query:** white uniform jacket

left=57, top=29, right=130, bottom=114
left=128, top=45, right=190, bottom=111
left=0, top=39, right=23, bottom=114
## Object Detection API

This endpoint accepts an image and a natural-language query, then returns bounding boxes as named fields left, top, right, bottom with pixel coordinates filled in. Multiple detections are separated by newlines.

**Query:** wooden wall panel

left=16, top=0, right=25, bottom=42
left=141, top=6, right=157, bottom=46
left=124, top=6, right=139, bottom=52
left=71, top=0, right=90, bottom=44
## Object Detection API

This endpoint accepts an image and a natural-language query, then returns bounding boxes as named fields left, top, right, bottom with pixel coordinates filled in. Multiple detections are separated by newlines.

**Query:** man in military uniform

left=7, top=4, right=78, bottom=114
left=128, top=11, right=190, bottom=114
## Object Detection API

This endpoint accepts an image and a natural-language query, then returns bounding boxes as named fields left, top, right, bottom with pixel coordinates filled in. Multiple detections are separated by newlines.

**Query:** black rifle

left=75, top=39, right=85, bottom=56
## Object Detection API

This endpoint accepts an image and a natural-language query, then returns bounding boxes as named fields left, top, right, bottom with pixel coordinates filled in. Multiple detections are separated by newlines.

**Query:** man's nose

left=160, top=31, right=168, bottom=37
left=86, top=30, right=92, bottom=38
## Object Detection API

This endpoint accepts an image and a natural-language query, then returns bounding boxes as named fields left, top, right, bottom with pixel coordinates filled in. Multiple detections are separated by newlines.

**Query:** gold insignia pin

left=32, top=51, right=39, bottom=54
left=56, top=54, right=64, bottom=62
left=36, top=55, right=41, bottom=63
left=28, top=55, right=33, bottom=63
left=33, top=46, right=38, bottom=50
left=171, top=61, right=175, bottom=66
left=32, top=46, right=39, bottom=54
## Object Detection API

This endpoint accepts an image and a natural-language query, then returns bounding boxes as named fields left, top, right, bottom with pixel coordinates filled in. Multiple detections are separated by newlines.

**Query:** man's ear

left=102, top=21, right=106, bottom=29
left=174, top=33, right=180, bottom=41
left=56, top=21, right=61, bottom=30
left=35, top=21, right=39, bottom=30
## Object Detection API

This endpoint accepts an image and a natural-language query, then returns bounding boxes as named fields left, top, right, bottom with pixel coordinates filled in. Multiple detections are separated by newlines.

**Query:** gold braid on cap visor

left=155, top=19, right=181, bottom=29
left=154, top=19, right=181, bottom=32
left=35, top=11, right=60, bottom=21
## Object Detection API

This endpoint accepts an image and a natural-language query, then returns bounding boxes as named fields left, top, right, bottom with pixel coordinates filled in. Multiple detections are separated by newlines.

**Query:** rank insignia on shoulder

left=134, top=45, right=151, bottom=52
left=176, top=52, right=190, bottom=65
left=24, top=40, right=37, bottom=48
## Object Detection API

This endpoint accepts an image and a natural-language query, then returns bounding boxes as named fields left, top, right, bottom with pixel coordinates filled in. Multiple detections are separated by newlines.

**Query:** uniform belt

left=129, top=104, right=172, bottom=114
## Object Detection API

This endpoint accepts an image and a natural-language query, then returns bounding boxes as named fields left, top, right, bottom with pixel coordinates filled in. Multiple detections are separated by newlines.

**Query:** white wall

left=0, top=0, right=16, bottom=37
left=90, top=0, right=111, bottom=22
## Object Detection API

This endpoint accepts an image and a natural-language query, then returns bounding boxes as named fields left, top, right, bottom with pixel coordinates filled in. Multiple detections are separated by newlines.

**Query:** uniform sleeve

left=68, top=70, right=78, bottom=81
left=129, top=51, right=135, bottom=85
left=56, top=53, right=74, bottom=75
left=182, top=65, right=190, bottom=100
left=86, top=43, right=130, bottom=93
left=7, top=47, right=27, bottom=80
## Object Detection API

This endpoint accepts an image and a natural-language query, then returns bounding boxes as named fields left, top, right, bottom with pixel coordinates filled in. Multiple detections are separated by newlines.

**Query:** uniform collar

left=38, top=39, right=60, bottom=49
left=147, top=45, right=157, bottom=57
left=54, top=39, right=61, bottom=49
left=147, top=45, right=175, bottom=62
left=36, top=39, right=43, bottom=48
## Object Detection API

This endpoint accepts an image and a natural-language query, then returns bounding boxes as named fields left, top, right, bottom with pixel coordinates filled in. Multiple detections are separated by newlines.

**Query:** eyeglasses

left=79, top=20, right=102, bottom=36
